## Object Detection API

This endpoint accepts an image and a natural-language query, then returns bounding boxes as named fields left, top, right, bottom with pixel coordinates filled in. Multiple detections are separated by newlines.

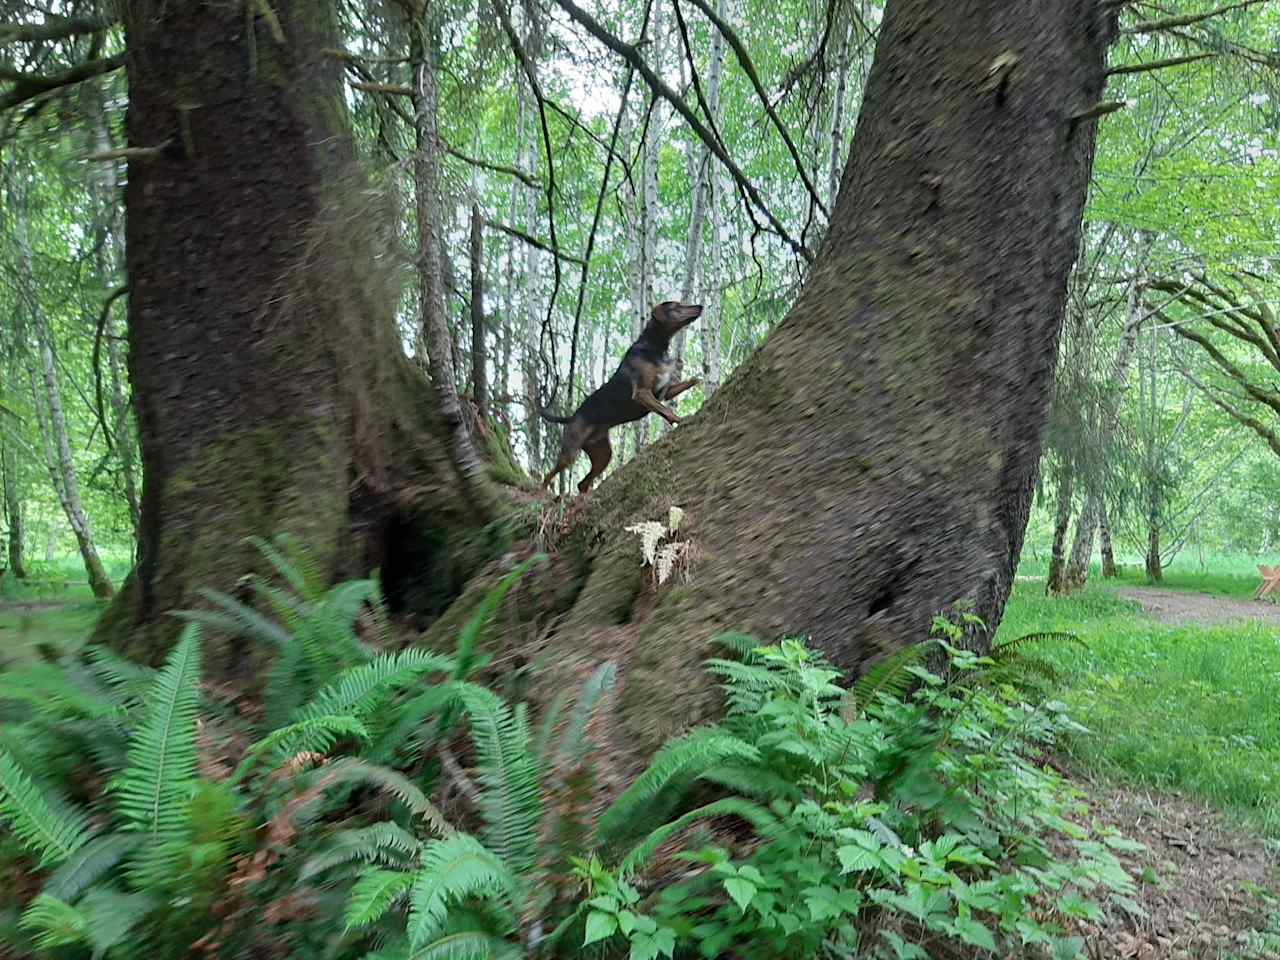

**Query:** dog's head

left=651, top=300, right=703, bottom=332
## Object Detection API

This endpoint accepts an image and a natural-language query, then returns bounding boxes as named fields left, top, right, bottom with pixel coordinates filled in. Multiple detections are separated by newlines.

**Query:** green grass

left=999, top=579, right=1280, bottom=836
left=1016, top=550, right=1267, bottom=599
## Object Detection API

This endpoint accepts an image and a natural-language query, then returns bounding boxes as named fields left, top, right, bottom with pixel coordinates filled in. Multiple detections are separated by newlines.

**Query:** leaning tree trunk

left=95, top=0, right=488, bottom=676
left=535, top=0, right=1117, bottom=758
left=1063, top=493, right=1097, bottom=590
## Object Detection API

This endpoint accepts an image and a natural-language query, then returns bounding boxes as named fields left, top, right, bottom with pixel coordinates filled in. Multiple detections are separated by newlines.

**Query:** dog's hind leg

left=541, top=448, right=578, bottom=491
left=578, top=435, right=613, bottom=494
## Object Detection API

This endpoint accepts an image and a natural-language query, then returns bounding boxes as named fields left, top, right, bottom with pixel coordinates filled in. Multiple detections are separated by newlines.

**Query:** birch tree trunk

left=410, top=10, right=494, bottom=516
left=634, top=0, right=663, bottom=450
left=828, top=22, right=850, bottom=209
left=470, top=203, right=488, bottom=420
left=1045, top=472, right=1075, bottom=595
left=1099, top=504, right=1118, bottom=577
left=700, top=172, right=725, bottom=397
left=12, top=195, right=114, bottom=599
left=1, top=433, right=24, bottom=579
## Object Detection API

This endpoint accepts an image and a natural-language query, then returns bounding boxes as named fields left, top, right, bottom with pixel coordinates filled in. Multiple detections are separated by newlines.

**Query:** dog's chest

left=653, top=360, right=676, bottom=396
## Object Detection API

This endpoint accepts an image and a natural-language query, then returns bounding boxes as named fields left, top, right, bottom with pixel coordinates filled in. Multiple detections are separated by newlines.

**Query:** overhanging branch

left=1126, top=0, right=1267, bottom=34
left=0, top=14, right=116, bottom=46
left=0, top=52, right=127, bottom=112
left=1105, top=52, right=1215, bottom=77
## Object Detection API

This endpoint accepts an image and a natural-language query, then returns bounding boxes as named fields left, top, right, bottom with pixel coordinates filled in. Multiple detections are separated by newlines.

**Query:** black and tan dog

left=540, top=300, right=702, bottom=494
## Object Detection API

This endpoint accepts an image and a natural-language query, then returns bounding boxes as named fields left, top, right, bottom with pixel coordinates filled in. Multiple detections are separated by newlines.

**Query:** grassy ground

left=0, top=554, right=127, bottom=665
left=1016, top=550, right=1266, bottom=599
left=998, top=579, right=1280, bottom=837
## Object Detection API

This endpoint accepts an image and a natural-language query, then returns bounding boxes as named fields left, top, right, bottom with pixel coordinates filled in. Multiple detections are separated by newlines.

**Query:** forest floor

left=1114, top=586, right=1280, bottom=628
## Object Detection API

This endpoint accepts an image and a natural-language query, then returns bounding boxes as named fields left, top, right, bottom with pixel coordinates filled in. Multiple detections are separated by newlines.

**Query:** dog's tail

left=538, top=406, right=573, bottom=424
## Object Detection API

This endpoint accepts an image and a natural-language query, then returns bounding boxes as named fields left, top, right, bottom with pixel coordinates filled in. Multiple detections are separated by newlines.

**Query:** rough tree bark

left=530, top=0, right=1118, bottom=757
left=94, top=0, right=488, bottom=675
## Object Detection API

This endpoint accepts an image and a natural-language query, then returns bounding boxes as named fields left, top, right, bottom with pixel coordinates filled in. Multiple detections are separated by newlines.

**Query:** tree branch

left=1125, top=0, right=1267, bottom=34
left=0, top=14, right=116, bottom=46
left=348, top=80, right=413, bottom=97
left=551, top=0, right=813, bottom=263
left=0, top=52, right=127, bottom=112
left=485, top=218, right=585, bottom=266
left=683, top=0, right=829, bottom=222
left=444, top=143, right=539, bottom=188
left=92, top=285, right=129, bottom=455
left=1105, top=52, right=1215, bottom=77
left=1169, top=317, right=1280, bottom=418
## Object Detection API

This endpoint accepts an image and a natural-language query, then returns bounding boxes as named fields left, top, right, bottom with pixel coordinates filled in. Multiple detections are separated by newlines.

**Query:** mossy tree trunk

left=537, top=0, right=1118, bottom=758
left=96, top=0, right=492, bottom=677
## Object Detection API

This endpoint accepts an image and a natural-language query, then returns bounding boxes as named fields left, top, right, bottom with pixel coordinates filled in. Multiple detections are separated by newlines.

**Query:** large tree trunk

left=95, top=0, right=486, bottom=675
left=538, top=0, right=1116, bottom=758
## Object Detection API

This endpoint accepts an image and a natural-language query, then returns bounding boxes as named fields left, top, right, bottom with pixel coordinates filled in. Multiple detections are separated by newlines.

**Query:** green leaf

left=407, top=835, right=516, bottom=947
left=723, top=877, right=756, bottom=913
left=18, top=894, right=87, bottom=950
left=951, top=916, right=998, bottom=951
left=836, top=844, right=880, bottom=874
left=43, top=833, right=139, bottom=902
left=345, top=868, right=414, bottom=929
left=583, top=910, right=618, bottom=945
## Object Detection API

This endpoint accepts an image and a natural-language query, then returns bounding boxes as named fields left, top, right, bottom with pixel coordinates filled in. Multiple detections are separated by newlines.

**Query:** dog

left=539, top=300, right=702, bottom=494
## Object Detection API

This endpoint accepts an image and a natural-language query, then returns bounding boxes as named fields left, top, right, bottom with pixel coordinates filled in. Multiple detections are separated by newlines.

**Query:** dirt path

left=1115, top=587, right=1280, bottom=628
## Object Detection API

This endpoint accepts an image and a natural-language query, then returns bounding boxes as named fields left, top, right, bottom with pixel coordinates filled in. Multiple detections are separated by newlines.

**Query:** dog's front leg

left=633, top=386, right=681, bottom=425
left=662, top=378, right=700, bottom=401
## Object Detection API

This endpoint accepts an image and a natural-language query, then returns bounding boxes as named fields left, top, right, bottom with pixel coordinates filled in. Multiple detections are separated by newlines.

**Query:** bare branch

left=485, top=218, right=585, bottom=266
left=1126, top=0, right=1267, bottom=34
left=444, top=143, right=539, bottom=188
left=348, top=80, right=414, bottom=97
left=683, top=0, right=830, bottom=221
left=1070, top=100, right=1127, bottom=122
left=1177, top=362, right=1280, bottom=460
left=551, top=0, right=813, bottom=263
left=0, top=14, right=115, bottom=46
left=0, top=52, right=127, bottom=112
left=1105, top=52, right=1215, bottom=77
left=81, top=141, right=170, bottom=162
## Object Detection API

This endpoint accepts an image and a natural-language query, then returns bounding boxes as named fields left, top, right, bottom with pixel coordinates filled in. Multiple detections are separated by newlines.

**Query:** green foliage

left=0, top=749, right=92, bottom=867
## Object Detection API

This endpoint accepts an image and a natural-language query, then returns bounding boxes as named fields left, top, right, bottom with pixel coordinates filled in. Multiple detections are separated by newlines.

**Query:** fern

left=453, top=556, right=543, bottom=682
left=263, top=633, right=308, bottom=730
left=231, top=715, right=370, bottom=784
left=595, top=729, right=759, bottom=852
left=455, top=684, right=542, bottom=876
left=407, top=835, right=516, bottom=947
left=704, top=657, right=792, bottom=716
left=698, top=763, right=804, bottom=802
left=301, top=822, right=423, bottom=880
left=114, top=625, right=202, bottom=840
left=246, top=533, right=313, bottom=598
left=410, top=930, right=523, bottom=959
left=344, top=867, right=415, bottom=929
left=0, top=748, right=93, bottom=867
left=84, top=644, right=157, bottom=704
left=43, top=833, right=139, bottom=902
left=0, top=661, right=120, bottom=720
left=714, top=631, right=762, bottom=660
left=18, top=894, right=86, bottom=950
left=71, top=887, right=152, bottom=956
left=846, top=642, right=931, bottom=716
left=553, top=661, right=617, bottom=768
left=370, top=685, right=459, bottom=763
left=993, top=631, right=1086, bottom=655
left=532, top=688, right=570, bottom=772
left=179, top=588, right=293, bottom=646
left=616, top=796, right=780, bottom=876
left=298, top=649, right=455, bottom=728
left=320, top=759, right=454, bottom=837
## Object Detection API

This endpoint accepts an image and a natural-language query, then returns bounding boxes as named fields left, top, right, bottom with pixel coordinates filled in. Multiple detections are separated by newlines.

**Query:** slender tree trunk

left=540, top=0, right=1118, bottom=759
left=470, top=204, right=488, bottom=420
left=96, top=0, right=485, bottom=674
left=1046, top=471, right=1075, bottom=595
left=635, top=0, right=663, bottom=448
left=1099, top=504, right=1117, bottom=577
left=700, top=171, right=725, bottom=397
left=1063, top=493, right=1097, bottom=589
left=674, top=0, right=726, bottom=373
left=410, top=12, right=493, bottom=514
left=1145, top=505, right=1162, bottom=581
left=12, top=195, right=114, bottom=599
left=2, top=436, right=25, bottom=579
left=828, top=22, right=850, bottom=209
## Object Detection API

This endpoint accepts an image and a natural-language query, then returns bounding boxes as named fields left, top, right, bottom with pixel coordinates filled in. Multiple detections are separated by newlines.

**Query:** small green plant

left=579, top=636, right=1138, bottom=960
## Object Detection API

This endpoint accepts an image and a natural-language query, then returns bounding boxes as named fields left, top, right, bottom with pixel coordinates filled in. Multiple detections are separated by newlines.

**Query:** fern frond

left=365, top=569, right=393, bottom=648
left=713, top=632, right=762, bottom=660
left=532, top=688, right=569, bottom=772
left=263, top=635, right=308, bottom=730
left=246, top=533, right=311, bottom=597
left=370, top=686, right=459, bottom=763
left=76, top=887, right=153, bottom=956
left=595, top=729, right=759, bottom=851
left=18, top=894, right=86, bottom=950
left=277, top=532, right=329, bottom=600
left=554, top=662, right=617, bottom=767
left=114, top=625, right=202, bottom=839
left=178, top=589, right=291, bottom=647
left=84, top=644, right=156, bottom=703
left=454, top=556, right=543, bottom=681
left=298, top=650, right=455, bottom=727
left=43, top=833, right=139, bottom=902
left=993, top=631, right=1086, bottom=655
left=617, top=797, right=779, bottom=876
left=252, top=580, right=308, bottom=633
left=231, top=715, right=370, bottom=784
left=410, top=930, right=522, bottom=960
left=321, top=759, right=454, bottom=836
left=320, top=578, right=380, bottom=627
left=0, top=748, right=93, bottom=867
left=407, top=835, right=516, bottom=947
left=847, top=642, right=930, bottom=716
left=0, top=662, right=119, bottom=720
left=301, top=822, right=423, bottom=880
left=344, top=867, right=415, bottom=929
left=455, top=684, right=542, bottom=875
left=704, top=657, right=791, bottom=715
left=698, top=763, right=804, bottom=802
